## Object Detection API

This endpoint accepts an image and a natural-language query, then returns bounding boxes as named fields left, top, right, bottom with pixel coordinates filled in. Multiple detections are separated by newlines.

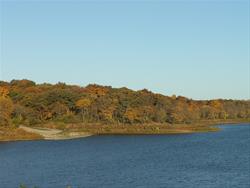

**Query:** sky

left=0, top=0, right=249, bottom=100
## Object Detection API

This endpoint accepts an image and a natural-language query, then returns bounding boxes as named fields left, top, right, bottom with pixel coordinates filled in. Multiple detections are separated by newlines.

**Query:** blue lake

left=0, top=123, right=250, bottom=188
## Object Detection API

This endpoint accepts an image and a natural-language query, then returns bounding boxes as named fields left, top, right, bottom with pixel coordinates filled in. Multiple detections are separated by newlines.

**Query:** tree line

left=0, top=79, right=249, bottom=126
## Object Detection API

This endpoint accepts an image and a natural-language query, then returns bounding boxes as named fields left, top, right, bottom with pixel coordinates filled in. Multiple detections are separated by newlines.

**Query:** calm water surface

left=0, top=124, right=250, bottom=188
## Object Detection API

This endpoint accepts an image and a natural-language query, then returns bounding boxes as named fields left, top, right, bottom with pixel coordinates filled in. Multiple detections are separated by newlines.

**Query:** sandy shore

left=19, top=126, right=93, bottom=140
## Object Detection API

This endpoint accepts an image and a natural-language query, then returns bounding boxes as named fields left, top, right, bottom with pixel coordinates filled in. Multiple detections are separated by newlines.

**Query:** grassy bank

left=0, top=127, right=43, bottom=142
left=46, top=118, right=249, bottom=135
left=60, top=123, right=220, bottom=135
left=0, top=119, right=249, bottom=142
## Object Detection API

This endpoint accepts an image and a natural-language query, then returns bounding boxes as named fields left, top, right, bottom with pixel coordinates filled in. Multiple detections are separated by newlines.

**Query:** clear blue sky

left=0, top=0, right=249, bottom=100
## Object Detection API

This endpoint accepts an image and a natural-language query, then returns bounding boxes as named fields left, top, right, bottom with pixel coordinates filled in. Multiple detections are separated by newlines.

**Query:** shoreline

left=0, top=119, right=249, bottom=142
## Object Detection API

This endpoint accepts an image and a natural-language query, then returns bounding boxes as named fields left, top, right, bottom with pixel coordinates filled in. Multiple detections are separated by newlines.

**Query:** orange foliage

left=76, top=98, right=92, bottom=109
left=84, top=84, right=110, bottom=98
left=0, top=86, right=9, bottom=97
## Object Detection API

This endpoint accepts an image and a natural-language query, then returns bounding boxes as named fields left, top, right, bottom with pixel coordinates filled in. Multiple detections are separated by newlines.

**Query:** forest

left=0, top=79, right=249, bottom=127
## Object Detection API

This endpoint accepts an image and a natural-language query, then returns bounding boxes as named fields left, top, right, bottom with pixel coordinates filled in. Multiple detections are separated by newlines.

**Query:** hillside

left=0, top=79, right=249, bottom=140
left=1, top=79, right=249, bottom=126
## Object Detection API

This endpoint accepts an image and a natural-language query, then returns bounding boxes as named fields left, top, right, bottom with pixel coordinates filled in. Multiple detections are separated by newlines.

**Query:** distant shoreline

left=0, top=119, right=249, bottom=142
left=1, top=80, right=249, bottom=142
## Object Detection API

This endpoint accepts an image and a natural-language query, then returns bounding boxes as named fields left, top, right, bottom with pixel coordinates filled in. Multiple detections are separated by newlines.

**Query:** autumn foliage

left=0, top=79, right=249, bottom=126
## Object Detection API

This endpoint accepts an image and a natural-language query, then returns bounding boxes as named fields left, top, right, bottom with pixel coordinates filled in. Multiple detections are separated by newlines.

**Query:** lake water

left=0, top=123, right=249, bottom=188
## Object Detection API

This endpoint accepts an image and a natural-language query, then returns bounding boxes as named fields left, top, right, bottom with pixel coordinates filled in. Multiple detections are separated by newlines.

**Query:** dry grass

left=40, top=119, right=250, bottom=135
left=1, top=119, right=248, bottom=141
left=0, top=127, right=43, bottom=142
left=48, top=123, right=220, bottom=135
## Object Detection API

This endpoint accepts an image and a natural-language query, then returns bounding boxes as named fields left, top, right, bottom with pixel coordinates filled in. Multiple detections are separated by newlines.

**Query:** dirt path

left=19, top=125, right=92, bottom=140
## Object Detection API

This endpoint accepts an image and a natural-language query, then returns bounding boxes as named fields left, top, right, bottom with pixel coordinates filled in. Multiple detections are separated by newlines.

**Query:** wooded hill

left=0, top=79, right=249, bottom=127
